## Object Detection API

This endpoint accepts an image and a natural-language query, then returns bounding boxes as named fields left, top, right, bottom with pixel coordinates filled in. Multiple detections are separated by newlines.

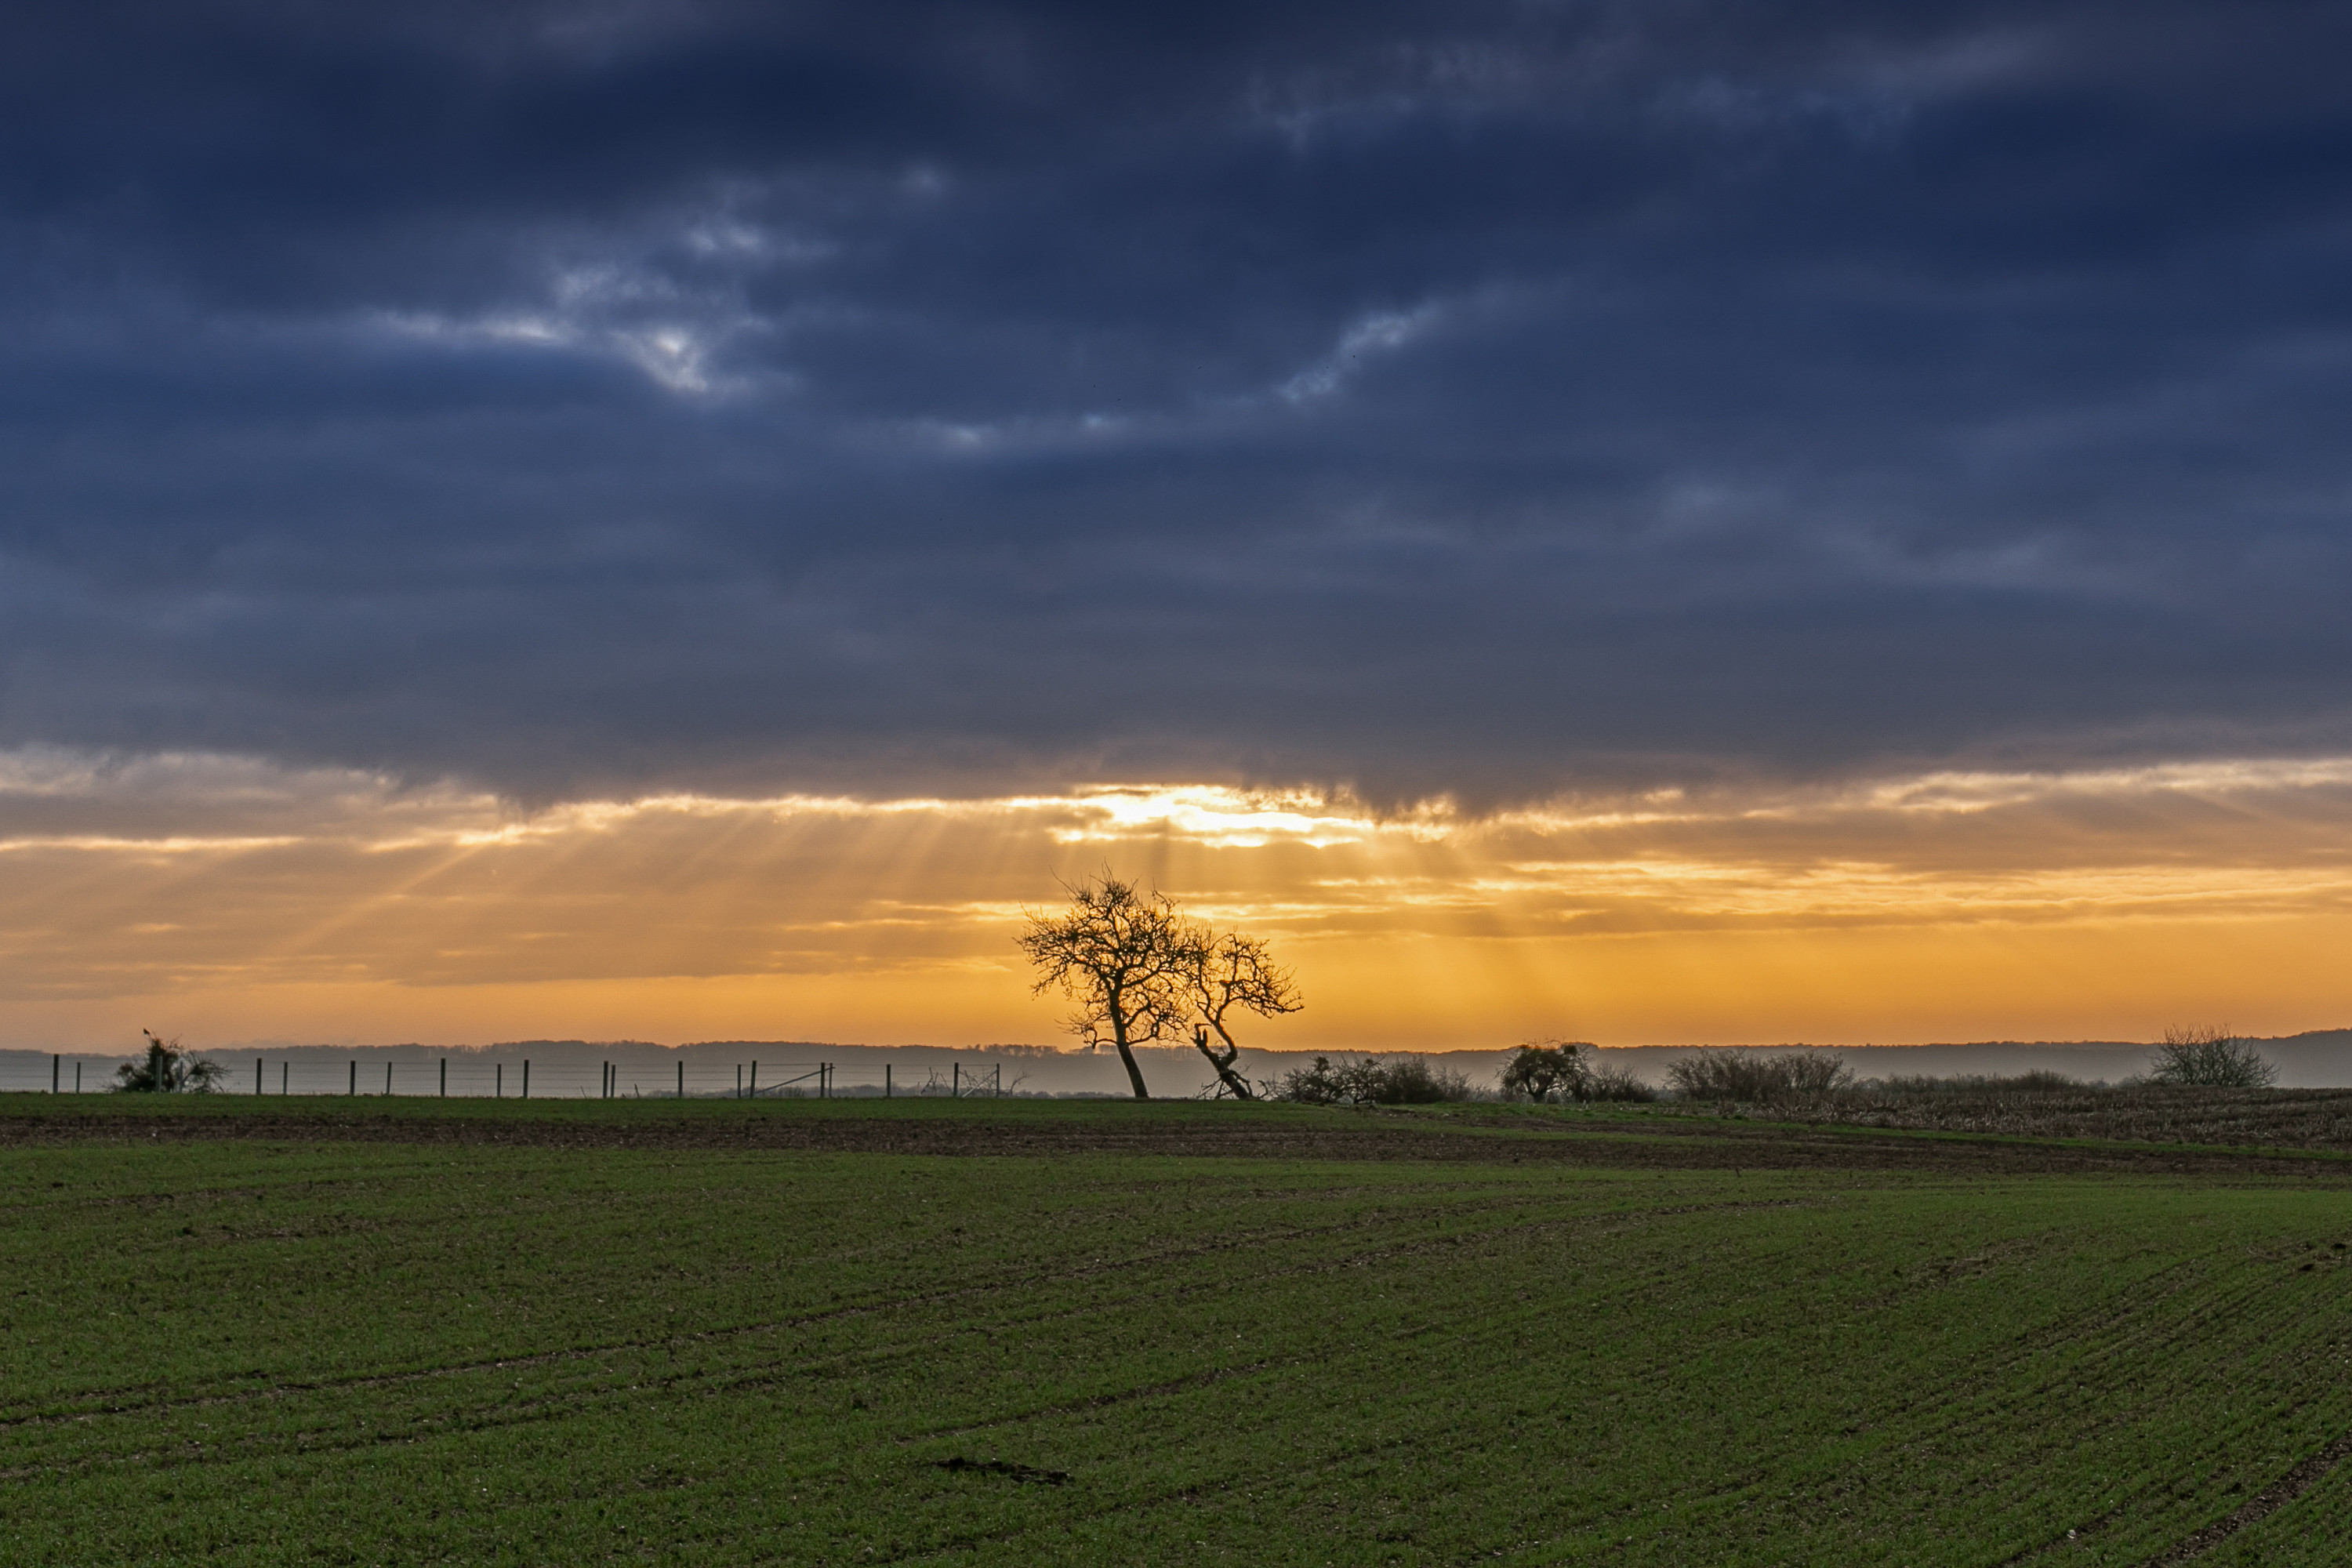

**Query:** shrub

left=1501, top=1041, right=1655, bottom=1103
left=1272, top=1054, right=1477, bottom=1105
left=1272, top=1055, right=1346, bottom=1104
left=1374, top=1056, right=1471, bottom=1104
left=1583, top=1060, right=1657, bottom=1102
left=1868, top=1071, right=2083, bottom=1097
left=113, top=1032, right=223, bottom=1094
left=1664, top=1049, right=1850, bottom=1102
left=2145, top=1026, right=2276, bottom=1089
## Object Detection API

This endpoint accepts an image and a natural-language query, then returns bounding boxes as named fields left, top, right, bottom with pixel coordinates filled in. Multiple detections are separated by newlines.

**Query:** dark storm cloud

left=4, top=0, right=2352, bottom=804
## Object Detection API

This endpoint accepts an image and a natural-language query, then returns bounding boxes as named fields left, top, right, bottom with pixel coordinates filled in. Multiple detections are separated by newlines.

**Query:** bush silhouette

left=1273, top=1054, right=1475, bottom=1105
left=1500, top=1041, right=1653, bottom=1102
left=113, top=1032, right=223, bottom=1094
left=1664, top=1049, right=1849, bottom=1102
left=2145, top=1026, right=2275, bottom=1089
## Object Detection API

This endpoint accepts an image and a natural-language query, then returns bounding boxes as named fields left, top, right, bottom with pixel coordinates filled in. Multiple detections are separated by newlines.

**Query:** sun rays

left=2, top=753, right=2349, bottom=1049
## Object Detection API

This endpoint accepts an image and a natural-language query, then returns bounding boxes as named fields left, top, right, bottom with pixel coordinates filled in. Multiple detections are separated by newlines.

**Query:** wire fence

left=0, top=1054, right=1021, bottom=1100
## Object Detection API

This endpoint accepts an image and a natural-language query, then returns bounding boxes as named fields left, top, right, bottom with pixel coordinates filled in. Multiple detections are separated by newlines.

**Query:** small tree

left=1501, top=1041, right=1588, bottom=1103
left=1016, top=876, right=1194, bottom=1099
left=113, top=1031, right=223, bottom=1094
left=1184, top=929, right=1302, bottom=1100
left=2146, top=1025, right=2276, bottom=1088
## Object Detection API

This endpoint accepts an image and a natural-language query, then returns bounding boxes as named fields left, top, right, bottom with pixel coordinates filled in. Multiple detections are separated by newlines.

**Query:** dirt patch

left=932, top=1457, right=1072, bottom=1486
left=5, top=1103, right=2350, bottom=1178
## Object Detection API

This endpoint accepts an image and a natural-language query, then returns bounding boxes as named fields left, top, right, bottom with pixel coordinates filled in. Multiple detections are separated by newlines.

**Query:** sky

left=5, top=1, right=2351, bottom=1052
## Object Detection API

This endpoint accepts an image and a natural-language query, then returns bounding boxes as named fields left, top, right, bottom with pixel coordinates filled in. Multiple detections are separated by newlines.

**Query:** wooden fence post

left=953, top=1062, right=960, bottom=1098
left=678, top=1059, right=684, bottom=1100
left=254, top=1055, right=261, bottom=1095
left=281, top=1062, right=288, bottom=1095
left=386, top=1060, right=394, bottom=1096
left=523, top=1059, right=530, bottom=1099
left=496, top=1062, right=503, bottom=1098
left=750, top=1061, right=758, bottom=1098
left=56, top=1054, right=63, bottom=1094
left=440, top=1058, right=447, bottom=1098
left=350, top=1060, right=356, bottom=1096
left=885, top=1063, right=891, bottom=1098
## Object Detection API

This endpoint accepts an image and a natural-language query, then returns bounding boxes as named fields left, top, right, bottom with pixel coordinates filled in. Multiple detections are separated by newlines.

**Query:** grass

left=3, top=1095, right=2350, bottom=1563
left=1646, top=1081, right=2352, bottom=1153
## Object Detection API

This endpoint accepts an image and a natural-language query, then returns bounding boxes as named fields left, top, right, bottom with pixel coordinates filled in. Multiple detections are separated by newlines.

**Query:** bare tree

left=2147, top=1025, right=2276, bottom=1088
left=1183, top=929, right=1301, bottom=1100
left=1016, top=875, right=1193, bottom=1099
left=1664, top=1048, right=1849, bottom=1102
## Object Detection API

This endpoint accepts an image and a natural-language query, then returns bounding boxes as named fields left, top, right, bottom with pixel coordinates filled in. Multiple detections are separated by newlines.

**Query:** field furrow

left=5, top=1100, right=2349, bottom=1564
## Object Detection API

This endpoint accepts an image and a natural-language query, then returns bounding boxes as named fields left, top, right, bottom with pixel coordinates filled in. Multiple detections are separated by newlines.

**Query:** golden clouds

left=2, top=749, right=2348, bottom=1049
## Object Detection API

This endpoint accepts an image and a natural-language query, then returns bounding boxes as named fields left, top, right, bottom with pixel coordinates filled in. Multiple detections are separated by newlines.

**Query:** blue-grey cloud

left=4, top=0, right=2351, bottom=805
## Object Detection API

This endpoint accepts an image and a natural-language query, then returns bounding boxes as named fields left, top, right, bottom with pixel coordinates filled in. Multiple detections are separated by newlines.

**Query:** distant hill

left=9, top=1028, right=2348, bottom=1095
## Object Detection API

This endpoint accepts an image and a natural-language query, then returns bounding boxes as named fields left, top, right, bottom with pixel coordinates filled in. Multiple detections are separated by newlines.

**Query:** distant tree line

left=1016, top=893, right=2288, bottom=1107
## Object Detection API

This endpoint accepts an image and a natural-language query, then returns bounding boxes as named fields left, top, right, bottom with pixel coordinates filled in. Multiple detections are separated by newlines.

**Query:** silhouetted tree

left=1184, top=929, right=1302, bottom=1100
left=1017, top=876, right=1194, bottom=1099
left=1501, top=1042, right=1587, bottom=1102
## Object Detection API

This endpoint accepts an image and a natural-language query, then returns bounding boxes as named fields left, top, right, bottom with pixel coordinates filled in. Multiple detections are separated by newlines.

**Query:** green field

left=3, top=1097, right=2349, bottom=1564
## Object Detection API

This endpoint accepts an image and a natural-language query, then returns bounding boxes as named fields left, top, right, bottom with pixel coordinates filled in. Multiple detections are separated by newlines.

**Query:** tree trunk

left=1193, top=1022, right=1256, bottom=1100
left=1207, top=1057, right=1255, bottom=1099
left=1109, top=1007, right=1151, bottom=1099
left=1112, top=1039, right=1150, bottom=1099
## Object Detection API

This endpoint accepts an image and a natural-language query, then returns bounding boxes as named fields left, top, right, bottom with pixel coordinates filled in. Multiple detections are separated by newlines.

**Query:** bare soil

left=5, top=1098, right=2350, bottom=1179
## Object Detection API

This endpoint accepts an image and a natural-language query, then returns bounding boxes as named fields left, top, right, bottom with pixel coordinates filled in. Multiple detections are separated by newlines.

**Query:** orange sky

left=2, top=747, right=2349, bottom=1051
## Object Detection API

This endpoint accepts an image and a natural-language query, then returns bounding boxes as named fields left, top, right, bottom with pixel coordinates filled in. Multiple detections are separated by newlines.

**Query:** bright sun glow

left=2, top=751, right=2350, bottom=1051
